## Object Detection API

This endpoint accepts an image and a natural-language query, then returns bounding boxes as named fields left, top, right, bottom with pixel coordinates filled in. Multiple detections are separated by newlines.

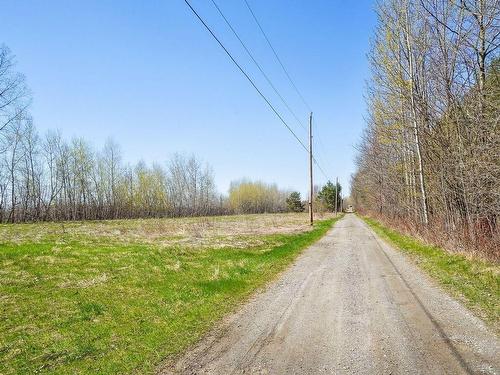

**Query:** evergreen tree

left=286, top=191, right=305, bottom=212
left=317, top=181, right=341, bottom=212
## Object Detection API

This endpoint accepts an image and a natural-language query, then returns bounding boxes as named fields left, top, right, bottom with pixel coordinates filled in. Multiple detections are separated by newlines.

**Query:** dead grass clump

left=365, top=212, right=500, bottom=263
left=0, top=213, right=315, bottom=250
left=59, top=273, right=109, bottom=289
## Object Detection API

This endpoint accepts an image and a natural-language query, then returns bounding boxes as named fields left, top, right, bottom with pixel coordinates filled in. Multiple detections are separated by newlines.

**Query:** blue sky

left=0, top=0, right=376, bottom=197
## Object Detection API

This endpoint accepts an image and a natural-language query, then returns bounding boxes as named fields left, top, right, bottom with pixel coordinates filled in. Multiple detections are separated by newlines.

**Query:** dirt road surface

left=162, top=214, right=499, bottom=375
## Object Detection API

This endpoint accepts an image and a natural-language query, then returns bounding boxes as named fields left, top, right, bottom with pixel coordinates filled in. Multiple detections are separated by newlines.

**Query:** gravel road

left=162, top=214, right=499, bottom=375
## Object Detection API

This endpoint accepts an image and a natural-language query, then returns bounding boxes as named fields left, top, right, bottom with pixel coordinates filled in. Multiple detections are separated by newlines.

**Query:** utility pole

left=335, top=176, right=338, bottom=216
left=309, top=112, right=313, bottom=225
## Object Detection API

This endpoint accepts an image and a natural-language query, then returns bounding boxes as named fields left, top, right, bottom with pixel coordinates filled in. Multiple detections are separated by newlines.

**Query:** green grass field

left=0, top=213, right=338, bottom=375
left=362, top=216, right=499, bottom=328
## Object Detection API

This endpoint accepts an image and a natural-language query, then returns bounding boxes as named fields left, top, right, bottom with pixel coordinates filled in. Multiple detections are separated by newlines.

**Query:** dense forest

left=0, top=44, right=342, bottom=222
left=352, top=0, right=499, bottom=258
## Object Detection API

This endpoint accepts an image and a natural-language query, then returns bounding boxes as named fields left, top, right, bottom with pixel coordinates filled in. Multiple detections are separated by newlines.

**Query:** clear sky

left=0, top=0, right=376, bottom=197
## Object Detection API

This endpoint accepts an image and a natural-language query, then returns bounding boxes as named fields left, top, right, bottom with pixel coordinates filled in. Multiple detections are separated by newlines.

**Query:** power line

left=243, top=0, right=312, bottom=112
left=239, top=1, right=336, bottom=182
left=183, top=0, right=308, bottom=153
left=242, top=0, right=338, bottom=181
left=313, top=121, right=333, bottom=180
left=210, top=0, right=307, bottom=133
left=185, top=0, right=334, bottom=185
left=313, top=157, right=329, bottom=181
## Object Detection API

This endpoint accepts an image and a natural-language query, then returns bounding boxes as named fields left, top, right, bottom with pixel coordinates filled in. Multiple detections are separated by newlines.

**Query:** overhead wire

left=243, top=0, right=312, bottom=112
left=313, top=157, right=329, bottom=181
left=242, top=0, right=334, bottom=182
left=183, top=0, right=309, bottom=153
left=210, top=0, right=307, bottom=133
left=313, top=120, right=334, bottom=181
left=184, top=0, right=334, bottom=184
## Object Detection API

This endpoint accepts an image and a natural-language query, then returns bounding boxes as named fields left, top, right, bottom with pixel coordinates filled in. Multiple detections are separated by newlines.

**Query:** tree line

left=1, top=126, right=221, bottom=221
left=0, top=44, right=343, bottom=223
left=0, top=44, right=219, bottom=222
left=227, top=180, right=343, bottom=214
left=352, top=0, right=499, bottom=257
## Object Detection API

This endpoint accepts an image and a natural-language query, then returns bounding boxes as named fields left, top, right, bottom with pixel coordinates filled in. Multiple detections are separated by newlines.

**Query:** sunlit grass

left=362, top=216, right=499, bottom=328
left=0, top=213, right=339, bottom=374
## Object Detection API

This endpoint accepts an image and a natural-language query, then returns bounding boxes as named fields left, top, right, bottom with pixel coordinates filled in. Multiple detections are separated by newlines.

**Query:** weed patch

left=362, top=216, right=499, bottom=327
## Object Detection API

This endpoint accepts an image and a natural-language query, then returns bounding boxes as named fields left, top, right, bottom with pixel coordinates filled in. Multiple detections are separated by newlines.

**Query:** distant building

left=346, top=205, right=354, bottom=213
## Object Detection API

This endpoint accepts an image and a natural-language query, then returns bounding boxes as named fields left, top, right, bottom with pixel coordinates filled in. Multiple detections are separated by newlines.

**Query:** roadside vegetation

left=0, top=213, right=338, bottom=375
left=352, top=0, right=499, bottom=260
left=362, top=216, right=499, bottom=328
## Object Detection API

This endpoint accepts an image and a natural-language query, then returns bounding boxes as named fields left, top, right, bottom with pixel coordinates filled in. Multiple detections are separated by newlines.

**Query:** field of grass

left=362, top=216, right=499, bottom=328
left=0, top=213, right=338, bottom=375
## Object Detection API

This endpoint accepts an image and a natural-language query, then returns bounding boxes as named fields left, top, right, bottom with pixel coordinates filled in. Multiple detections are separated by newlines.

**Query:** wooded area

left=352, top=0, right=499, bottom=259
left=0, top=44, right=343, bottom=222
left=0, top=44, right=224, bottom=221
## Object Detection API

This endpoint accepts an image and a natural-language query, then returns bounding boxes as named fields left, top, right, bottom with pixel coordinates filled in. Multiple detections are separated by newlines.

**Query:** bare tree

left=0, top=45, right=30, bottom=134
left=353, top=0, right=500, bottom=259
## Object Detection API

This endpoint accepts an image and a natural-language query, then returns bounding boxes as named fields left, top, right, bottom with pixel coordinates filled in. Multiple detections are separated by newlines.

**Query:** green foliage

left=0, top=215, right=340, bottom=374
left=486, top=57, right=500, bottom=106
left=317, top=181, right=342, bottom=212
left=228, top=179, right=287, bottom=214
left=286, top=192, right=305, bottom=212
left=354, top=1, right=500, bottom=258
left=362, top=216, right=499, bottom=327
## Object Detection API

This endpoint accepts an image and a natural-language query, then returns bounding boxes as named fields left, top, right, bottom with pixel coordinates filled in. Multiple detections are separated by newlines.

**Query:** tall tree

left=286, top=191, right=305, bottom=213
left=353, top=0, right=499, bottom=258
left=317, top=181, right=342, bottom=212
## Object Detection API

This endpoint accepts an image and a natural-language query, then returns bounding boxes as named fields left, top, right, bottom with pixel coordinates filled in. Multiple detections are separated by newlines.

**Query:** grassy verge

left=361, top=216, right=499, bottom=327
left=0, top=214, right=339, bottom=375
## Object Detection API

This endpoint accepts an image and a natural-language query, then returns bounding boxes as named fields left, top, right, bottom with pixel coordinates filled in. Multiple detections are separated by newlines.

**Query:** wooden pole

left=309, top=112, right=313, bottom=225
left=335, top=176, right=338, bottom=216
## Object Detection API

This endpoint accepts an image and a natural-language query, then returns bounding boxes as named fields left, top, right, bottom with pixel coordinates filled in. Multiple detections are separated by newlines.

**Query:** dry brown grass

left=359, top=211, right=499, bottom=263
left=0, top=213, right=333, bottom=250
